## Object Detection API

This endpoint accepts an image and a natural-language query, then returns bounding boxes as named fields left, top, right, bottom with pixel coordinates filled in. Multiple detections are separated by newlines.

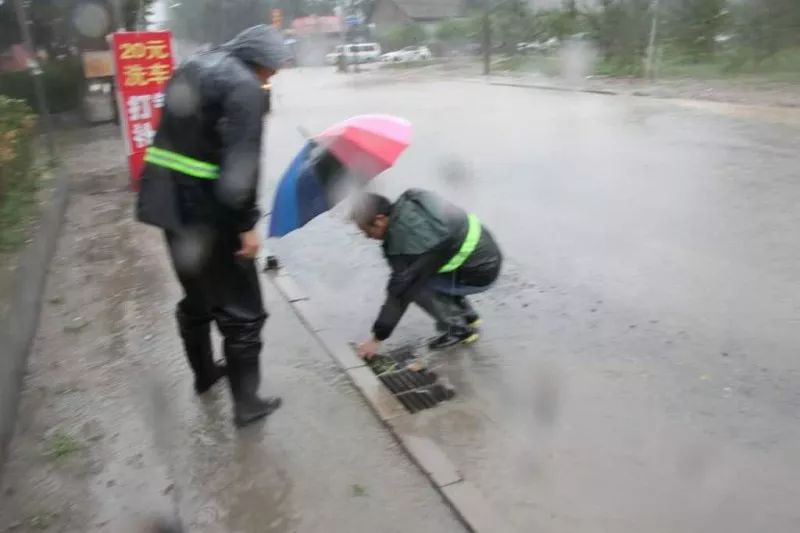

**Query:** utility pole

left=482, top=4, right=491, bottom=76
left=110, top=0, right=124, bottom=30
left=337, top=0, right=348, bottom=72
left=13, top=0, right=56, bottom=161
left=645, top=0, right=660, bottom=80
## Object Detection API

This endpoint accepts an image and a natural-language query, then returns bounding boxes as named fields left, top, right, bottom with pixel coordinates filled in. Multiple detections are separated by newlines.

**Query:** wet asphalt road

left=263, top=68, right=800, bottom=532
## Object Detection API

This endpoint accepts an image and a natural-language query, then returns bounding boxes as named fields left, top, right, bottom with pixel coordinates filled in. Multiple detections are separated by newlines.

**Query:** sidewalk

left=0, top=125, right=464, bottom=532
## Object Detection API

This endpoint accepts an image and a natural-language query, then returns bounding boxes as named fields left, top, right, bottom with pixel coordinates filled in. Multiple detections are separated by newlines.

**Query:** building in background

left=0, top=44, right=32, bottom=72
left=369, top=0, right=467, bottom=36
left=290, top=15, right=343, bottom=66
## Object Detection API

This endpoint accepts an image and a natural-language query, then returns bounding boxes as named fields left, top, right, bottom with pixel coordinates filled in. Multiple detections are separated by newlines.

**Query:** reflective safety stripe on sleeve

left=438, top=214, right=482, bottom=274
left=144, top=146, right=220, bottom=180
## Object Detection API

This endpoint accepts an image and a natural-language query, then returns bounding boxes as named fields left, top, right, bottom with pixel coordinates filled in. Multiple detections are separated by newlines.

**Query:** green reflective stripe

left=144, top=149, right=219, bottom=179
left=439, top=214, right=481, bottom=274
left=144, top=147, right=219, bottom=179
left=144, top=152, right=218, bottom=179
left=147, top=147, right=219, bottom=172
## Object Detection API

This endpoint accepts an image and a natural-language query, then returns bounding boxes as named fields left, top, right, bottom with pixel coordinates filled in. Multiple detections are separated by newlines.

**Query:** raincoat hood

left=222, top=24, right=289, bottom=71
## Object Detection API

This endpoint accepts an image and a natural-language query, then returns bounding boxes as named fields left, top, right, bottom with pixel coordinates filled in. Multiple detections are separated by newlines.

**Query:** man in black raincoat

left=351, top=189, right=503, bottom=359
left=136, top=25, right=287, bottom=427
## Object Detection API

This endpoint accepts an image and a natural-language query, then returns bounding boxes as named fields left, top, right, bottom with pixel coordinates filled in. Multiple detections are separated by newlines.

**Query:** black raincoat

left=134, top=26, right=289, bottom=416
left=136, top=25, right=288, bottom=233
left=372, top=189, right=503, bottom=340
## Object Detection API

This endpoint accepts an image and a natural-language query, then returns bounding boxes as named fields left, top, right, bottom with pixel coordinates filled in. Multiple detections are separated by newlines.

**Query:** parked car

left=325, top=43, right=382, bottom=65
left=516, top=37, right=560, bottom=53
left=381, top=45, right=433, bottom=63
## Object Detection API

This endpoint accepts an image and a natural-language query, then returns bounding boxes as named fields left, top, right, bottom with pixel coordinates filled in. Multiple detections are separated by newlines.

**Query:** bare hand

left=236, top=229, right=260, bottom=259
left=357, top=338, right=381, bottom=359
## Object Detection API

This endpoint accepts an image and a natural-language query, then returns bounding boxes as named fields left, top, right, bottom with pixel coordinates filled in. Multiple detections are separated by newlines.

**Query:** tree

left=0, top=1, right=22, bottom=49
left=563, top=0, right=577, bottom=18
left=167, top=0, right=271, bottom=45
left=492, top=0, right=534, bottom=54
left=729, top=0, right=799, bottom=65
left=533, top=8, right=584, bottom=40
left=275, top=0, right=337, bottom=19
left=379, top=22, right=426, bottom=51
left=585, top=0, right=652, bottom=72
left=1, top=0, right=159, bottom=55
left=436, top=17, right=480, bottom=45
left=301, top=0, right=337, bottom=16
left=663, top=0, right=727, bottom=61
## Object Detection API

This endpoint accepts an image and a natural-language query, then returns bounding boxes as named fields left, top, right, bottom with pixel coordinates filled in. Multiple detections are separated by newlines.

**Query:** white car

left=325, top=43, right=382, bottom=65
left=381, top=45, right=432, bottom=63
left=516, top=37, right=560, bottom=53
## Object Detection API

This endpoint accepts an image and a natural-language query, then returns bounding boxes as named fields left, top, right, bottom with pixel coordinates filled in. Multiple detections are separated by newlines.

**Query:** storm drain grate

left=367, top=347, right=455, bottom=413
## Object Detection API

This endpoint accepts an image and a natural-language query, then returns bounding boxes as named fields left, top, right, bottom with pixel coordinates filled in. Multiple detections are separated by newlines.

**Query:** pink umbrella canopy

left=314, top=114, right=412, bottom=179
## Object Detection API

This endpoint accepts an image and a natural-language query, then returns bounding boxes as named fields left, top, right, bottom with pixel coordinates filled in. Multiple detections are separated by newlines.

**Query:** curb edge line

left=264, top=268, right=512, bottom=533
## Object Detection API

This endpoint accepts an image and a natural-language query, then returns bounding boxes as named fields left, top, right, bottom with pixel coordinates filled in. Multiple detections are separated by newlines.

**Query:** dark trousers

left=414, top=274, right=486, bottom=334
left=165, top=227, right=266, bottom=397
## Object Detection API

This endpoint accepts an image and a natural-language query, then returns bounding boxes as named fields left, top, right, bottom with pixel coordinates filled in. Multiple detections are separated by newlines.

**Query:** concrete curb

left=488, top=78, right=620, bottom=96
left=264, top=268, right=514, bottom=532
left=0, top=169, right=70, bottom=478
left=479, top=76, right=800, bottom=109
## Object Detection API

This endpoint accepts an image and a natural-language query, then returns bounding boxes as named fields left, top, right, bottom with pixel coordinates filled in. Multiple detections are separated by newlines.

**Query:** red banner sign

left=111, top=31, right=174, bottom=187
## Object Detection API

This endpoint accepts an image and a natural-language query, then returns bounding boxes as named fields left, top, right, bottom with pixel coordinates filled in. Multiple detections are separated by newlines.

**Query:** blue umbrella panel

left=268, top=141, right=351, bottom=238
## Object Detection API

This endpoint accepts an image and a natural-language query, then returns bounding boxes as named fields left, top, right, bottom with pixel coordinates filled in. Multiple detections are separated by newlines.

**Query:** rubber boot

left=176, top=307, right=226, bottom=394
left=228, top=358, right=281, bottom=427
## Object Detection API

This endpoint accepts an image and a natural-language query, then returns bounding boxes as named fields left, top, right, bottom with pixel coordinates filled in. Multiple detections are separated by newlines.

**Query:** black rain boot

left=216, top=284, right=278, bottom=427
left=227, top=357, right=281, bottom=428
left=176, top=307, right=226, bottom=395
left=193, top=361, right=227, bottom=395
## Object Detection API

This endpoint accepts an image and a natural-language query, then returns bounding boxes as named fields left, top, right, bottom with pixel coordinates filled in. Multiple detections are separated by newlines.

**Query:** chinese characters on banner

left=111, top=31, right=174, bottom=187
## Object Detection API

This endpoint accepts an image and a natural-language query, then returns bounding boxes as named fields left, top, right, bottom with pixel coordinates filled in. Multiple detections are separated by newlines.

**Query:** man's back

left=384, top=189, right=464, bottom=257
left=138, top=25, right=285, bottom=232
left=154, top=50, right=262, bottom=167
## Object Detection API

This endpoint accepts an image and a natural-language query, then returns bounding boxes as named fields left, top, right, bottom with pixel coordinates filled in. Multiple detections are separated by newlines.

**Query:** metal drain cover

left=367, top=347, right=455, bottom=413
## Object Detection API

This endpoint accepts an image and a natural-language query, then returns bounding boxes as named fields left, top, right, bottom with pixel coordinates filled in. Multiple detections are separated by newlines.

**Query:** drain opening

left=367, top=347, right=455, bottom=413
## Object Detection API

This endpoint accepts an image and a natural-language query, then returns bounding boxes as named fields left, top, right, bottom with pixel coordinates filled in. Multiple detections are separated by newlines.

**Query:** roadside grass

left=656, top=47, right=800, bottom=82
left=0, top=163, right=43, bottom=252
left=43, top=430, right=83, bottom=462
left=490, top=47, right=800, bottom=83
left=379, top=58, right=442, bottom=70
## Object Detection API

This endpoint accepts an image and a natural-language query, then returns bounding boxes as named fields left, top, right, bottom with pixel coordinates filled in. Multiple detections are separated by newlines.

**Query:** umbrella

left=268, top=114, right=411, bottom=238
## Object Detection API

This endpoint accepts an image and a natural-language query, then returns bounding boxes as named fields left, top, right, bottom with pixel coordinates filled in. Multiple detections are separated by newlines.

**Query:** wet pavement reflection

left=264, top=68, right=800, bottom=531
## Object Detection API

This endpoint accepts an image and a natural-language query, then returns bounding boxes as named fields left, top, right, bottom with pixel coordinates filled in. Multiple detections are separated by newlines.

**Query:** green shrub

left=0, top=57, right=82, bottom=114
left=379, top=22, right=428, bottom=52
left=0, top=96, right=36, bottom=197
left=436, top=18, right=479, bottom=44
left=0, top=96, right=38, bottom=250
